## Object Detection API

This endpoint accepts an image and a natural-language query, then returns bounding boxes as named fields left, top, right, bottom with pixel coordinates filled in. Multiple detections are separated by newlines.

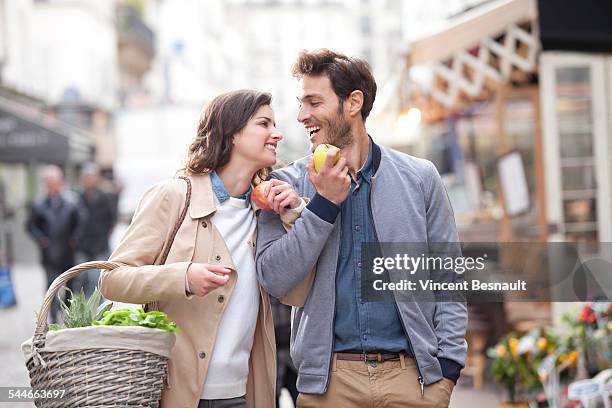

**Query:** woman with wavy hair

left=100, top=90, right=303, bottom=408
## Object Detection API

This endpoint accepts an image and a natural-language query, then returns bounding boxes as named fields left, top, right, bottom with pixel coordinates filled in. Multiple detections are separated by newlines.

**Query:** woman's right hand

left=186, top=263, right=232, bottom=297
left=263, top=179, right=302, bottom=214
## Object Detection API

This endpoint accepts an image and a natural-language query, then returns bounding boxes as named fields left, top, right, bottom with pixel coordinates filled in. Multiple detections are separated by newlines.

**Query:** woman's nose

left=271, top=130, right=283, bottom=141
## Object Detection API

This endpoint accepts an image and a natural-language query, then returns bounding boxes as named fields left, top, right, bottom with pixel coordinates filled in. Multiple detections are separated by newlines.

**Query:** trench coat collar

left=187, top=173, right=217, bottom=219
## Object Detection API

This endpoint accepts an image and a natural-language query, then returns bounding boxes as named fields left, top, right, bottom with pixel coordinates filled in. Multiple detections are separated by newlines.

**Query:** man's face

left=297, top=74, right=352, bottom=151
left=45, top=176, right=64, bottom=195
left=82, top=174, right=98, bottom=190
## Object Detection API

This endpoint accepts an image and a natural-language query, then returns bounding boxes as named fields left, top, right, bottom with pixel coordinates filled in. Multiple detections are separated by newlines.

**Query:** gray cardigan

left=256, top=140, right=468, bottom=394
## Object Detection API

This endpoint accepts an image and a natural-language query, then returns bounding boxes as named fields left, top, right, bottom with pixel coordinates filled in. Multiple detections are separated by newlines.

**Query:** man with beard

left=255, top=49, right=467, bottom=407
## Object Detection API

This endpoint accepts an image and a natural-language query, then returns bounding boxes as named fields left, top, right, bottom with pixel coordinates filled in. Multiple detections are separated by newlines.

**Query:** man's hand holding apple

left=307, top=145, right=351, bottom=206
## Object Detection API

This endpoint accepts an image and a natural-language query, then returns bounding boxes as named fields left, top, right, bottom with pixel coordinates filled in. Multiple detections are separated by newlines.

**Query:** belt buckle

left=366, top=353, right=380, bottom=367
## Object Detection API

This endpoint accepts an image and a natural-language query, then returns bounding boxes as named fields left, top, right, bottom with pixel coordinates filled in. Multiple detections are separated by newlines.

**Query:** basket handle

left=32, top=176, right=191, bottom=351
left=33, top=261, right=122, bottom=344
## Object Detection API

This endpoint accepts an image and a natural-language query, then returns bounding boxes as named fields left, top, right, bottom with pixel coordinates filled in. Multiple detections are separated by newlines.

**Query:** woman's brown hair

left=184, top=89, right=272, bottom=183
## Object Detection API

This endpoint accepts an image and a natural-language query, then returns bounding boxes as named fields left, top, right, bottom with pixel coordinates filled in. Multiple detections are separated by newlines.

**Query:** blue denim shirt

left=333, top=141, right=412, bottom=354
left=210, top=170, right=250, bottom=203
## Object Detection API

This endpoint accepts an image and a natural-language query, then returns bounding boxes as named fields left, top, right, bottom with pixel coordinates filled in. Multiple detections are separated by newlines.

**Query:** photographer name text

left=372, top=279, right=527, bottom=292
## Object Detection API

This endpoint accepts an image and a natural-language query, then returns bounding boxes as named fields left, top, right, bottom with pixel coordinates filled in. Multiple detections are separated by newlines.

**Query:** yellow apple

left=313, top=143, right=340, bottom=173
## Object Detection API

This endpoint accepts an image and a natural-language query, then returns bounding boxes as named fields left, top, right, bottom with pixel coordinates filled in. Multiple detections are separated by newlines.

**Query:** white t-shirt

left=201, top=196, right=259, bottom=399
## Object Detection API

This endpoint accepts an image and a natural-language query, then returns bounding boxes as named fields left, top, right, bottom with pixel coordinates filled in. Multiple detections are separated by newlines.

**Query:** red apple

left=252, top=181, right=272, bottom=211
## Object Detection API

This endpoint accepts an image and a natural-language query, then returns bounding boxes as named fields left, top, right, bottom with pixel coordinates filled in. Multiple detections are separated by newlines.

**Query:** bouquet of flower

left=488, top=329, right=578, bottom=405
left=488, top=333, right=537, bottom=403
left=563, top=303, right=612, bottom=375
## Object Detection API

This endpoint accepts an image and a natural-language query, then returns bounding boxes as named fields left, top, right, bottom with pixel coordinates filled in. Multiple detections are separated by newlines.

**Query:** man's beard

left=323, top=109, right=352, bottom=149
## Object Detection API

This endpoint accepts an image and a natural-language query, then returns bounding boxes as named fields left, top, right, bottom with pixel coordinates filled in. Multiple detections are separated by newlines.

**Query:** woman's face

left=232, top=104, right=282, bottom=170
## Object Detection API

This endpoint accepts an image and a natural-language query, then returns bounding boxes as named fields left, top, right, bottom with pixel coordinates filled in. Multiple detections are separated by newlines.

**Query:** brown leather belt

left=335, top=352, right=401, bottom=363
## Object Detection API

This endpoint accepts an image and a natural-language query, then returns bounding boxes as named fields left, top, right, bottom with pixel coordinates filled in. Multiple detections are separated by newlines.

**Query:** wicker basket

left=22, top=261, right=176, bottom=408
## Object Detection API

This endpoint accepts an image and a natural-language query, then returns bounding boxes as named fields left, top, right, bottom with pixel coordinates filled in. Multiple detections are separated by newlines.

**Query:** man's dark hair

left=292, top=49, right=377, bottom=120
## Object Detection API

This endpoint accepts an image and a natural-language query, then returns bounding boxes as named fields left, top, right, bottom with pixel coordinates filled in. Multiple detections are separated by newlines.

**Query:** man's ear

left=347, top=90, right=364, bottom=118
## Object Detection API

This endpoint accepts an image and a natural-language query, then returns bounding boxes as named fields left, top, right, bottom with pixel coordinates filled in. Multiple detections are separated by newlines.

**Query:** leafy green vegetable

left=92, top=308, right=178, bottom=333
left=54, top=286, right=113, bottom=329
left=39, top=287, right=177, bottom=333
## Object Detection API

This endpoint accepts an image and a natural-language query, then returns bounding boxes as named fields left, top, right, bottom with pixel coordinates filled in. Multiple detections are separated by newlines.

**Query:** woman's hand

left=186, top=263, right=232, bottom=297
left=264, top=179, right=302, bottom=214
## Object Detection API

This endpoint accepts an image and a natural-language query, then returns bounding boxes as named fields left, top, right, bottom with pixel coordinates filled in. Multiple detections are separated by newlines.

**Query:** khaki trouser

left=297, top=353, right=453, bottom=408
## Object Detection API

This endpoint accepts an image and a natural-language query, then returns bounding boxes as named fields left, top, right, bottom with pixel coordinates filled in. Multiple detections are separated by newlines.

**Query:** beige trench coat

left=99, top=173, right=278, bottom=408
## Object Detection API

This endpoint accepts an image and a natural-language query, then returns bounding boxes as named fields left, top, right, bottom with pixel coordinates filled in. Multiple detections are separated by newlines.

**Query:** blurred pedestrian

left=26, top=165, right=83, bottom=323
left=271, top=296, right=298, bottom=407
left=74, top=163, right=117, bottom=297
left=99, top=167, right=122, bottom=224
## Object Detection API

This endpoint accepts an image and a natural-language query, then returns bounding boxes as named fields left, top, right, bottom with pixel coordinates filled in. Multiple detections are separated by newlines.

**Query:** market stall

left=369, top=0, right=612, bottom=403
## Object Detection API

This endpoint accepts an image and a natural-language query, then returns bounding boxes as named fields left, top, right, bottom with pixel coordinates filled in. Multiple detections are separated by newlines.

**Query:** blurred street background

left=1, top=0, right=611, bottom=407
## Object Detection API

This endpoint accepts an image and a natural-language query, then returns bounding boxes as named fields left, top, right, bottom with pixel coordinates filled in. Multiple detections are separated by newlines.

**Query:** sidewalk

left=450, top=380, right=503, bottom=407
left=0, top=262, right=46, bottom=407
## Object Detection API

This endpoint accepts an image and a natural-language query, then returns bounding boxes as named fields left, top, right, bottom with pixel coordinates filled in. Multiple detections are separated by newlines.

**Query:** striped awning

left=0, top=96, right=93, bottom=164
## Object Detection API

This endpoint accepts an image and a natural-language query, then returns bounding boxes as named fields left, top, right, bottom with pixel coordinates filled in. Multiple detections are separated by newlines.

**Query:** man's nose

left=297, top=107, right=310, bottom=123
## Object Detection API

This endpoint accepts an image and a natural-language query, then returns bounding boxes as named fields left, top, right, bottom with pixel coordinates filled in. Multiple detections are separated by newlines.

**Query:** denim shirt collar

left=356, top=138, right=374, bottom=184
left=210, top=170, right=251, bottom=203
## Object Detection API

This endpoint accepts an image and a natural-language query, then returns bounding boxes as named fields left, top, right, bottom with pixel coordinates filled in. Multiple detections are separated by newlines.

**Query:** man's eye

left=311, top=102, right=320, bottom=107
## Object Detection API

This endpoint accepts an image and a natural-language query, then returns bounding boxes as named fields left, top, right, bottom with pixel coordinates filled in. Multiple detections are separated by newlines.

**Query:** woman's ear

left=347, top=90, right=364, bottom=118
